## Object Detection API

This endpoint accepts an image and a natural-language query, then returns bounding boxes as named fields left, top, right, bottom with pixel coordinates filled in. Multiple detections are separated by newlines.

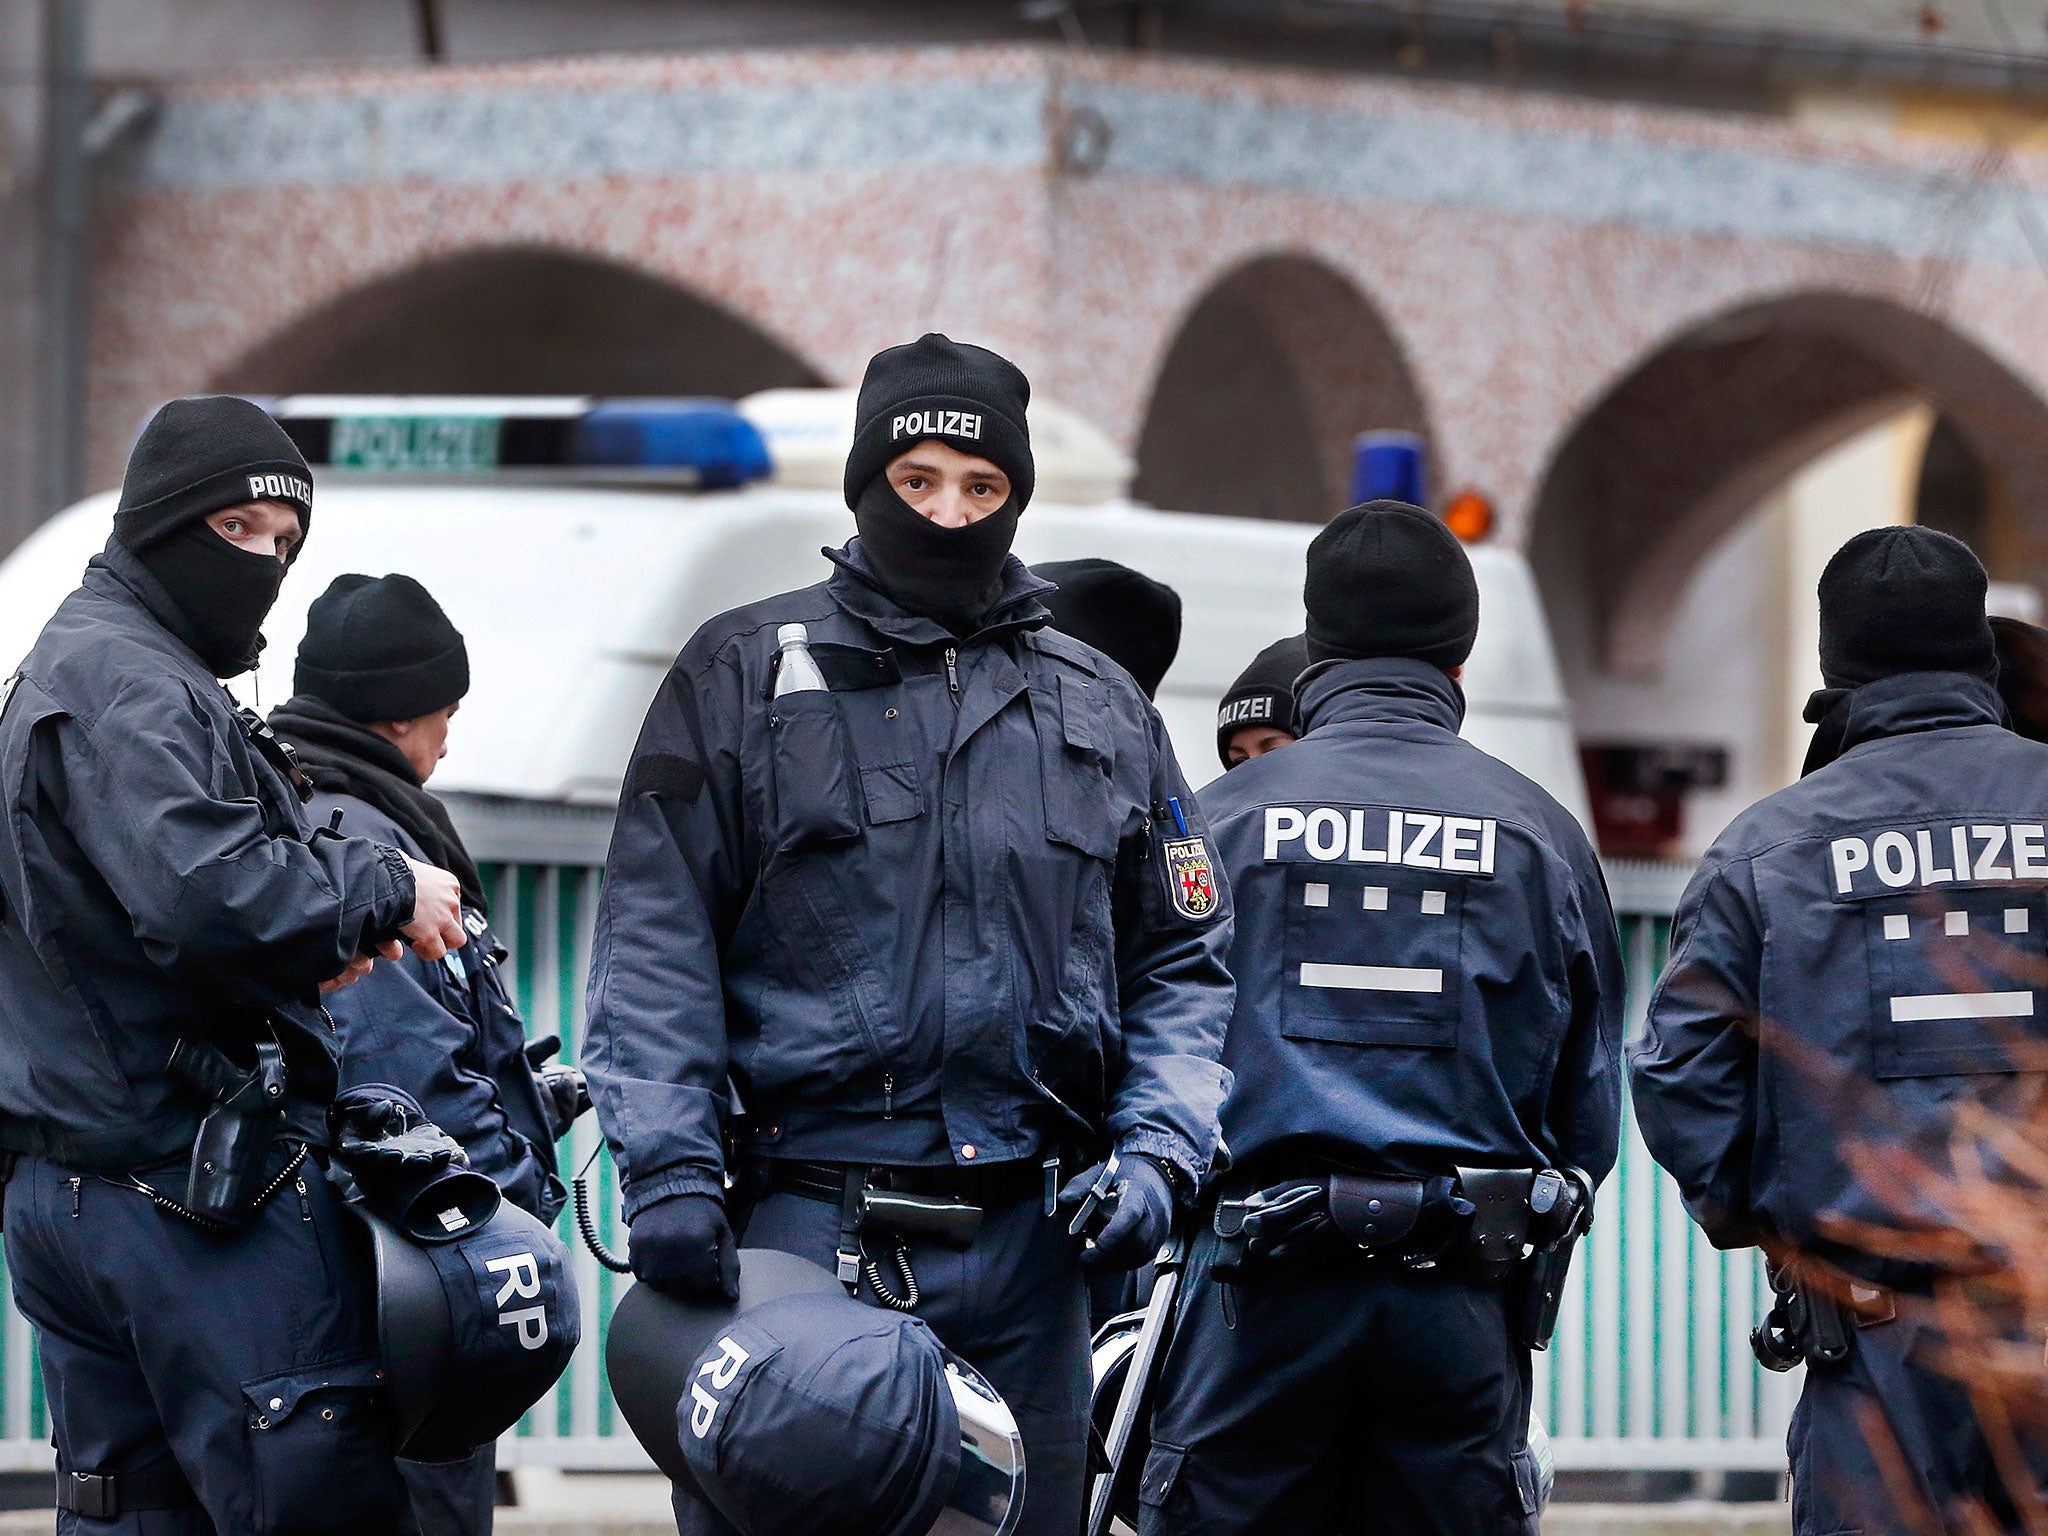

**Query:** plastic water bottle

left=773, top=623, right=828, bottom=696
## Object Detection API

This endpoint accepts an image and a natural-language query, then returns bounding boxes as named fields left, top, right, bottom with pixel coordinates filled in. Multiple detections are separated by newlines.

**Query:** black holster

left=1752, top=1260, right=1854, bottom=1372
left=168, top=1038, right=286, bottom=1226
left=1507, top=1167, right=1593, bottom=1350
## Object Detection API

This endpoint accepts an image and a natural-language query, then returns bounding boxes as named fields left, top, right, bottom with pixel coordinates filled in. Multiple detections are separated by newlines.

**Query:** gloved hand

left=331, top=1087, right=469, bottom=1177
left=535, top=1064, right=591, bottom=1140
left=630, top=1192, right=740, bottom=1302
left=523, top=1034, right=562, bottom=1069
left=1060, top=1153, right=1177, bottom=1271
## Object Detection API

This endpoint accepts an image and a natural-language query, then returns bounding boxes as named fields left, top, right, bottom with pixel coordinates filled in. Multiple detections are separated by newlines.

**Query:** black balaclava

left=112, top=396, right=314, bottom=677
left=1817, top=525, right=1997, bottom=689
left=1032, top=558, right=1183, bottom=698
left=853, top=475, right=1021, bottom=634
left=1303, top=500, right=1479, bottom=669
left=1216, top=634, right=1310, bottom=768
left=844, top=333, right=1036, bottom=633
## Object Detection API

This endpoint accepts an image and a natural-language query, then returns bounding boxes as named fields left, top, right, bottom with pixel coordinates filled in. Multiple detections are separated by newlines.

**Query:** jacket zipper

left=882, top=1073, right=895, bottom=1119
left=944, top=646, right=960, bottom=704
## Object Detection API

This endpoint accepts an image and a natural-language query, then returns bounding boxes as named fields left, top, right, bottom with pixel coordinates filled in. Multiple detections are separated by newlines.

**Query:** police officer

left=583, top=333, right=1236, bottom=1536
left=270, top=572, right=587, bottom=1535
left=1215, top=634, right=1308, bottom=770
left=0, top=397, right=469, bottom=1533
left=1032, top=558, right=1183, bottom=700
left=1144, top=502, right=1623, bottom=1535
left=1631, top=527, right=2048, bottom=1535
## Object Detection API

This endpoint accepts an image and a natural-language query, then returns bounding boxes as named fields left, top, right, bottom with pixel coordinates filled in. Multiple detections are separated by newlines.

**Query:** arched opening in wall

left=1131, top=255, right=1431, bottom=524
left=214, top=247, right=825, bottom=398
left=1529, top=291, right=2048, bottom=858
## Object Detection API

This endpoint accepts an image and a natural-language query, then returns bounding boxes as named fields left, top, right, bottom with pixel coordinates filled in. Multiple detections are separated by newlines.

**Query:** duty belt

left=57, top=1462, right=200, bottom=1519
left=763, top=1157, right=1052, bottom=1315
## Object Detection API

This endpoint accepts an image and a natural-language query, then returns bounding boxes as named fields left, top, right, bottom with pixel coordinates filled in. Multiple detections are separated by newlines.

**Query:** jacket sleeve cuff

left=1115, top=1131, right=1203, bottom=1202
left=368, top=842, right=415, bottom=943
left=622, top=1166, right=725, bottom=1223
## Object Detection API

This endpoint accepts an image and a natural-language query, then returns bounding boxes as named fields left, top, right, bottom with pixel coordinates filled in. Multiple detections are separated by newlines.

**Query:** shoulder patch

left=1164, top=834, right=1220, bottom=920
left=628, top=751, right=705, bottom=802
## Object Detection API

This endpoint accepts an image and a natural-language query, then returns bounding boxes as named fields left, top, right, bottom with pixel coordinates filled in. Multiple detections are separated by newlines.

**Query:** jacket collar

left=1836, top=671, right=2004, bottom=755
left=1296, top=656, right=1467, bottom=736
left=823, top=539, right=1053, bottom=647
left=81, top=539, right=223, bottom=675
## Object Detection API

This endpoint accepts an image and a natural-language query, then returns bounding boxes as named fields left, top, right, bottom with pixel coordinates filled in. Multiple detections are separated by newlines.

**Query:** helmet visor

left=929, top=1356, right=1025, bottom=1536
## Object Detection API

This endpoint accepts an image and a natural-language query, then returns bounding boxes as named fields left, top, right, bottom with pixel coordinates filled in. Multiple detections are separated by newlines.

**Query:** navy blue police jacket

left=1631, top=671, right=2048, bottom=1285
left=1197, top=657, right=1624, bottom=1184
left=582, top=542, right=1236, bottom=1221
left=0, top=545, right=415, bottom=1172
left=310, top=790, right=567, bottom=1224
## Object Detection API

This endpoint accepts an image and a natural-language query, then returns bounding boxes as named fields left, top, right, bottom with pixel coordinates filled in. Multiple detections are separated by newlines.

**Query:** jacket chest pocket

left=767, top=692, right=863, bottom=854
left=1280, top=864, right=1465, bottom=1049
left=1859, top=888, right=2048, bottom=1078
left=1039, top=674, right=1118, bottom=862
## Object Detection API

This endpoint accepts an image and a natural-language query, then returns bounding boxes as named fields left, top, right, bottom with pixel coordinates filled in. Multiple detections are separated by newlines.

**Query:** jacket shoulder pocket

left=1039, top=674, right=1117, bottom=860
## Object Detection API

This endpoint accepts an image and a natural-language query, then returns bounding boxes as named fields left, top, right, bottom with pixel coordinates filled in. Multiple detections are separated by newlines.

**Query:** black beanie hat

left=842, top=333, right=1034, bottom=513
left=1033, top=558, right=1183, bottom=699
left=1818, top=526, right=1996, bottom=689
left=1303, top=500, right=1479, bottom=670
left=295, top=574, right=470, bottom=723
left=115, top=397, right=313, bottom=556
left=1217, top=634, right=1309, bottom=767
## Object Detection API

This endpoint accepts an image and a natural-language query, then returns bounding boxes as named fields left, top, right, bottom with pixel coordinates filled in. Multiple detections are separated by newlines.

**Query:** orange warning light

left=1444, top=489, right=1494, bottom=543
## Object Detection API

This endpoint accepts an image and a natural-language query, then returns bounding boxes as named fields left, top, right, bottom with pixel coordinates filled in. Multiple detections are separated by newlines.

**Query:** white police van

left=0, top=395, right=1587, bottom=856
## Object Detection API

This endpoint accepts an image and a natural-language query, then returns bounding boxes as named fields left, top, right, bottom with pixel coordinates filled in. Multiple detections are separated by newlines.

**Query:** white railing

left=0, top=848, right=1793, bottom=1476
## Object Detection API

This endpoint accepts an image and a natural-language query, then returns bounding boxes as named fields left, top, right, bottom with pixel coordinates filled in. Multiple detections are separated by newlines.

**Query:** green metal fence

left=0, top=856, right=1793, bottom=1474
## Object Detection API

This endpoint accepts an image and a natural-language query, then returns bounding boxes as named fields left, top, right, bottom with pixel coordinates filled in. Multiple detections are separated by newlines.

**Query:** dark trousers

left=400, top=1447, right=496, bottom=1536
left=1791, top=1307, right=2048, bottom=1536
left=4, top=1154, right=412, bottom=1536
left=1140, top=1226, right=1538, bottom=1536
left=669, top=1187, right=1092, bottom=1536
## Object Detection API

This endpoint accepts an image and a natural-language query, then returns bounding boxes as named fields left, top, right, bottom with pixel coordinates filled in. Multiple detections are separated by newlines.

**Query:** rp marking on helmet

left=1164, top=836, right=1218, bottom=920
left=486, top=1252, right=550, bottom=1351
left=688, top=1336, right=753, bottom=1439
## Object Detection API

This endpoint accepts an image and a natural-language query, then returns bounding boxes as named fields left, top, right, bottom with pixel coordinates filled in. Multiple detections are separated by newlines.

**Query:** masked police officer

left=0, top=397, right=469, bottom=1533
left=1143, top=503, right=1623, bottom=1535
left=270, top=572, right=587, bottom=1536
left=1632, top=527, right=2048, bottom=1535
left=1216, top=635, right=1308, bottom=770
left=584, top=334, right=1236, bottom=1536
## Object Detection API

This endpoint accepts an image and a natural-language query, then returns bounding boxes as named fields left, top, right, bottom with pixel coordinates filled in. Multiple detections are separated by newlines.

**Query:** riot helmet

left=607, top=1249, right=1023, bottom=1536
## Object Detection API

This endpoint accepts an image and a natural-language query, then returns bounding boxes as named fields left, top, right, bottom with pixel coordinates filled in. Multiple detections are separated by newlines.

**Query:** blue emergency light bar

left=1350, top=430, right=1427, bottom=508
left=263, top=395, right=774, bottom=489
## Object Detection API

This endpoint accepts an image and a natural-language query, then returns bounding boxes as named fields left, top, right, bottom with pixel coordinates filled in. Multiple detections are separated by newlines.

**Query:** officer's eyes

left=971, top=482, right=997, bottom=497
left=222, top=519, right=244, bottom=535
left=902, top=476, right=927, bottom=491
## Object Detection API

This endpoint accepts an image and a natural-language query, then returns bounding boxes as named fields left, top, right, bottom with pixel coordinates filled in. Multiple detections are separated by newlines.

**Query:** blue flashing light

left=1349, top=430, right=1427, bottom=509
left=570, top=399, right=773, bottom=489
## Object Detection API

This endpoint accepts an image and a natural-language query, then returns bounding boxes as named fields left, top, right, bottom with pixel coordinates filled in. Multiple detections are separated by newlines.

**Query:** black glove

left=330, top=1085, right=498, bottom=1242
left=524, top=1034, right=562, bottom=1069
left=1060, top=1153, right=1177, bottom=1271
left=331, top=1087, right=467, bottom=1176
left=535, top=1064, right=591, bottom=1140
left=630, top=1192, right=740, bottom=1301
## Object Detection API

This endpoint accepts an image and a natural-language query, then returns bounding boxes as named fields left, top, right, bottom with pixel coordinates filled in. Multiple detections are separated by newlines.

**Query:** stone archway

left=213, top=246, right=826, bottom=398
left=1131, top=254, right=1432, bottom=525
left=1530, top=291, right=2048, bottom=679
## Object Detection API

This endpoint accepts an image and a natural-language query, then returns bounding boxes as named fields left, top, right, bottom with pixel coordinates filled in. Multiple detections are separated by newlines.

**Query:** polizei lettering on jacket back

left=1829, top=822, right=2048, bottom=896
left=891, top=409, right=983, bottom=442
left=1263, top=805, right=1498, bottom=874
